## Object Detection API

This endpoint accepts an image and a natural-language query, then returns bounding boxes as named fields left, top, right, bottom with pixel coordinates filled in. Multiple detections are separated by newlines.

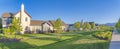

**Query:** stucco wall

left=30, top=26, right=42, bottom=33
left=14, top=11, right=30, bottom=34
left=42, top=23, right=51, bottom=32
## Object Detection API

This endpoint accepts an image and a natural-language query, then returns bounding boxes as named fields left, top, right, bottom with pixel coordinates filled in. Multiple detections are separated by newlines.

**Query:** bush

left=98, top=25, right=113, bottom=31
left=93, top=31, right=112, bottom=40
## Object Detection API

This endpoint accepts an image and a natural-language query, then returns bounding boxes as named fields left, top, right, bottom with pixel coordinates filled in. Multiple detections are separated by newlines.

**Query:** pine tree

left=74, top=22, right=80, bottom=31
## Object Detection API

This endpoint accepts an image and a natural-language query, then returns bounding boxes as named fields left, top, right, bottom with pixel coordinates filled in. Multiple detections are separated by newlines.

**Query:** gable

left=14, top=10, right=31, bottom=18
left=14, top=11, right=21, bottom=18
left=42, top=22, right=52, bottom=26
left=24, top=11, right=31, bottom=18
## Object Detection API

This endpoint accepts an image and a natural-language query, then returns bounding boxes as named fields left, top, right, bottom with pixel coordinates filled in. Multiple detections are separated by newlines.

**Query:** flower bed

left=0, top=38, right=21, bottom=42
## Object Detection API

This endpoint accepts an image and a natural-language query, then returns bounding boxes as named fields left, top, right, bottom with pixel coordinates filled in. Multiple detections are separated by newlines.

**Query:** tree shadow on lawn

left=18, top=34, right=36, bottom=38
left=35, top=34, right=110, bottom=49
left=38, top=36, right=83, bottom=48
left=32, top=37, right=62, bottom=41
left=39, top=38, right=110, bottom=49
left=45, top=42, right=110, bottom=49
left=0, top=41, right=37, bottom=49
left=18, top=33, right=79, bottom=41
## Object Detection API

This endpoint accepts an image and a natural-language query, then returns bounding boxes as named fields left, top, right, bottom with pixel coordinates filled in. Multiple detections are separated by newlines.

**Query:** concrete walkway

left=109, top=29, right=120, bottom=49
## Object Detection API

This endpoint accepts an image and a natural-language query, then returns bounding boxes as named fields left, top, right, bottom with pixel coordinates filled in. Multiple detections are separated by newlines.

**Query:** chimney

left=21, top=3, right=24, bottom=12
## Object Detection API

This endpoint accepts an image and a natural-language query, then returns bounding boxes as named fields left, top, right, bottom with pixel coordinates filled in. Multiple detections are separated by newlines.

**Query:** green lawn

left=0, top=31, right=111, bottom=49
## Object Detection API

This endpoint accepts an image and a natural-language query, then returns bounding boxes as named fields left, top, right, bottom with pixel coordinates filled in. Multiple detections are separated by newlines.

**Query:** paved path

left=109, top=29, right=120, bottom=49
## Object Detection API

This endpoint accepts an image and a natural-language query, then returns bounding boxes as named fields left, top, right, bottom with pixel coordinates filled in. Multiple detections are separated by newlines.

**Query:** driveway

left=109, top=28, right=120, bottom=49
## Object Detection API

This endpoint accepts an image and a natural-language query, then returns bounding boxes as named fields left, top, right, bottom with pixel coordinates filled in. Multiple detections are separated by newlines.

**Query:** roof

left=14, top=10, right=31, bottom=18
left=30, top=20, right=45, bottom=26
left=41, top=21, right=52, bottom=26
left=2, top=13, right=13, bottom=18
left=2, top=10, right=31, bottom=18
left=30, top=20, right=68, bottom=26
left=24, top=11, right=32, bottom=18
left=49, top=20, right=68, bottom=26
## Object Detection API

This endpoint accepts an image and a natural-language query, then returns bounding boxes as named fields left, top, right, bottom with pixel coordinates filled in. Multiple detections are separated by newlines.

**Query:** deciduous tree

left=116, top=18, right=120, bottom=28
left=74, top=22, right=80, bottom=31
left=84, top=22, right=91, bottom=31
left=0, top=18, right=2, bottom=33
left=91, top=22, right=96, bottom=30
left=3, top=17, right=22, bottom=38
left=53, top=18, right=62, bottom=33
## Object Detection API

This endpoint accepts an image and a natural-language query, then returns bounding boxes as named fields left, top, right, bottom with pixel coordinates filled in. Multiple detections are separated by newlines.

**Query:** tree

left=53, top=18, right=62, bottom=33
left=84, top=22, right=91, bottom=31
left=11, top=17, right=22, bottom=34
left=0, top=18, right=2, bottom=33
left=116, top=18, right=120, bottom=28
left=3, top=28, right=10, bottom=35
left=74, top=22, right=80, bottom=31
left=91, top=22, right=96, bottom=30
left=3, top=17, right=22, bottom=38
left=0, top=18, right=2, bottom=29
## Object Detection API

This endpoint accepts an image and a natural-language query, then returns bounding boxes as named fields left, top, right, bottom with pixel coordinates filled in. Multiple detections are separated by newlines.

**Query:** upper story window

left=25, top=17, right=27, bottom=22
left=7, top=18, right=12, bottom=24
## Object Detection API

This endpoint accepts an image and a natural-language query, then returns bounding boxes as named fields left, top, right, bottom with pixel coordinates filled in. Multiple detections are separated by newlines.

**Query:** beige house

left=2, top=3, right=31, bottom=34
left=30, top=20, right=68, bottom=33
left=2, top=3, right=68, bottom=34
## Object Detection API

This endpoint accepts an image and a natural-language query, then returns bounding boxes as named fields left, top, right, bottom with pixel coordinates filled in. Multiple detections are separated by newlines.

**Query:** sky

left=0, top=0, right=120, bottom=24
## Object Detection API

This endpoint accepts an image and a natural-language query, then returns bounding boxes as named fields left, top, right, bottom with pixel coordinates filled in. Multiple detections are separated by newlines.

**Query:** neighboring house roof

left=68, top=24, right=74, bottom=26
left=30, top=20, right=45, bottom=26
left=42, top=22, right=52, bottom=26
left=2, top=13, right=14, bottom=18
left=30, top=20, right=68, bottom=26
left=48, top=20, right=68, bottom=26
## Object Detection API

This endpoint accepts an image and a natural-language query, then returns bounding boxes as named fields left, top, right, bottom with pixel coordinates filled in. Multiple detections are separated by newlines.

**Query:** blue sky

left=0, top=0, right=120, bottom=24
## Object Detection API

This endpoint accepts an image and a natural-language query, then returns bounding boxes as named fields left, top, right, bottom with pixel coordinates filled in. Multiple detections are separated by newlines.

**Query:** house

left=67, top=20, right=99, bottom=31
left=30, top=20, right=68, bottom=33
left=2, top=3, right=31, bottom=34
left=2, top=3, right=68, bottom=34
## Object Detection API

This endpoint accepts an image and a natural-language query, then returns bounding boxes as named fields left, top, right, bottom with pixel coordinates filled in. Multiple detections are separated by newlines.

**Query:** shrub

left=93, top=31, right=112, bottom=40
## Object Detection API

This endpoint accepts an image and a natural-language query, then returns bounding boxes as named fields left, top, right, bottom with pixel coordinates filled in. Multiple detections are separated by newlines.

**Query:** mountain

left=105, top=23, right=116, bottom=26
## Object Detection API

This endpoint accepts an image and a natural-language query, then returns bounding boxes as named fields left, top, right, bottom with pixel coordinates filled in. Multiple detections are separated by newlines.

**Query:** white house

left=2, top=3, right=68, bottom=34
left=2, top=3, right=31, bottom=34
left=30, top=20, right=68, bottom=33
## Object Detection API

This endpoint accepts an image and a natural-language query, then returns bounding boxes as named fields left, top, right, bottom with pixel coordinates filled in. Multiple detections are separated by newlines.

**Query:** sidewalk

left=109, top=29, right=120, bottom=49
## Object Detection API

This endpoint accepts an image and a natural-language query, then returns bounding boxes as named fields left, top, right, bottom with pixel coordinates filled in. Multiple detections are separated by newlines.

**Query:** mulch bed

left=0, top=38, right=22, bottom=42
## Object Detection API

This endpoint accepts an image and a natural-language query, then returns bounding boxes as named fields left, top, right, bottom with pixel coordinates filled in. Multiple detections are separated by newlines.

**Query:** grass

left=0, top=31, right=111, bottom=49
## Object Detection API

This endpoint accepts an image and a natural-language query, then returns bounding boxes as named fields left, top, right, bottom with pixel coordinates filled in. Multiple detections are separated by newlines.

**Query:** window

left=7, top=18, right=12, bottom=24
left=25, top=17, right=27, bottom=22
